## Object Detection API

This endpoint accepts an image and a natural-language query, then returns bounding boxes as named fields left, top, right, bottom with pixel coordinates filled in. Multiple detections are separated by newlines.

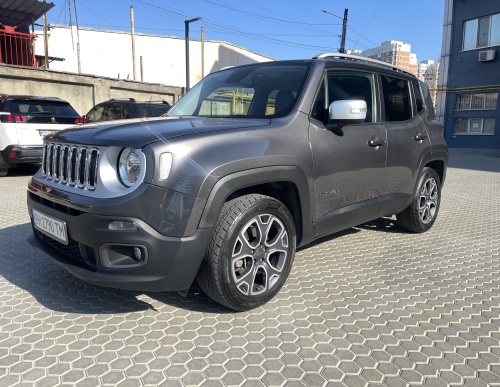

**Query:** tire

left=197, top=194, right=296, bottom=311
left=0, top=169, right=7, bottom=177
left=397, top=167, right=441, bottom=233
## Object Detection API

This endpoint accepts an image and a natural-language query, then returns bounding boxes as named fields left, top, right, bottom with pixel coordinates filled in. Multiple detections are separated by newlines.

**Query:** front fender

left=197, top=166, right=314, bottom=246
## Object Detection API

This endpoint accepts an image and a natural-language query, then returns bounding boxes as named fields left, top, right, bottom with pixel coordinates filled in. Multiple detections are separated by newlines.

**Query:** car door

left=379, top=75, right=432, bottom=216
left=309, top=70, right=388, bottom=238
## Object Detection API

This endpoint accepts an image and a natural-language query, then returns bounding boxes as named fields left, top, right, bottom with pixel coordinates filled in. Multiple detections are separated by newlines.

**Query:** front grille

left=42, top=143, right=99, bottom=190
left=37, top=230, right=97, bottom=268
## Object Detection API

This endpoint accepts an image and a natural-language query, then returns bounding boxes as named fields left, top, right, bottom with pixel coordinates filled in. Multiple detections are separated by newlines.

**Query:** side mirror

left=328, top=99, right=367, bottom=127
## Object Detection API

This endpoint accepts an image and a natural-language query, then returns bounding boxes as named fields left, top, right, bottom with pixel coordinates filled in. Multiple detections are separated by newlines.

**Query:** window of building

left=463, top=13, right=500, bottom=50
left=456, top=92, right=498, bottom=110
left=454, top=118, right=495, bottom=135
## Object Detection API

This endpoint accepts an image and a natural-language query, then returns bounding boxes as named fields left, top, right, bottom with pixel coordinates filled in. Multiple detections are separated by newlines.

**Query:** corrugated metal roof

left=0, top=0, right=54, bottom=27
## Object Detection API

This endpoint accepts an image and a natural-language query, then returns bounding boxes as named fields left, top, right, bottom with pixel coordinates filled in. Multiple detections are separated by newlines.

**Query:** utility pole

left=340, top=8, right=348, bottom=54
left=184, top=17, right=202, bottom=91
left=322, top=8, right=348, bottom=53
left=130, top=6, right=137, bottom=81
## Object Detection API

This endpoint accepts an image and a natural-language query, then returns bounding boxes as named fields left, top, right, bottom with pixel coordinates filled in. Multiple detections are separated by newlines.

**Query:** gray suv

left=27, top=54, right=448, bottom=311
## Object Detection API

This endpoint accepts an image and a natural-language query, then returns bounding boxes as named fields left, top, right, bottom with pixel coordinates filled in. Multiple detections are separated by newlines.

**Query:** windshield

left=169, top=62, right=311, bottom=118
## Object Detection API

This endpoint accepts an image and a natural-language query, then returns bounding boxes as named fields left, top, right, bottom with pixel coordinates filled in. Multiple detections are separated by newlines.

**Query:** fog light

left=133, top=247, right=142, bottom=261
left=108, top=221, right=138, bottom=230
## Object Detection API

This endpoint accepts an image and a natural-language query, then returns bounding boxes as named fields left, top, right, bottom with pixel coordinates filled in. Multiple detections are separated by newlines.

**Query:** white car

left=0, top=95, right=84, bottom=177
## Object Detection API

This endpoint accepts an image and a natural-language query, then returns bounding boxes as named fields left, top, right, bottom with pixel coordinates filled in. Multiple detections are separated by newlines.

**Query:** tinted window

left=104, top=104, right=122, bottom=120
left=381, top=76, right=412, bottom=122
left=412, top=82, right=425, bottom=113
left=139, top=103, right=171, bottom=117
left=6, top=100, right=79, bottom=117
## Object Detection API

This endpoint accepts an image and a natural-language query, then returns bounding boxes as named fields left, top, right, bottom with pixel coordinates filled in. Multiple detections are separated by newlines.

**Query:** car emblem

left=51, top=117, right=58, bottom=124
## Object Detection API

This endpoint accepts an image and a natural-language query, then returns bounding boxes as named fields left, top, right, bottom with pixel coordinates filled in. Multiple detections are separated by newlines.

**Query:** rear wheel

left=397, top=167, right=441, bottom=233
left=0, top=169, right=8, bottom=177
left=197, top=194, right=296, bottom=311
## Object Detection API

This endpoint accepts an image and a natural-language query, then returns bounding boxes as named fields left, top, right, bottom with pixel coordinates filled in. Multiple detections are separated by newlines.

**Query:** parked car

left=27, top=54, right=448, bottom=311
left=0, top=94, right=84, bottom=177
left=85, top=98, right=171, bottom=123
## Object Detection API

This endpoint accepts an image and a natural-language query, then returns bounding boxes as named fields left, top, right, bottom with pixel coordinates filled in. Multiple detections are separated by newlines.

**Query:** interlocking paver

left=0, top=151, right=499, bottom=386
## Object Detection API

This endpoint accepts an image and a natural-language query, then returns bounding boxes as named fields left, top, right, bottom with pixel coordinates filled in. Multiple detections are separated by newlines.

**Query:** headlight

left=118, top=148, right=142, bottom=187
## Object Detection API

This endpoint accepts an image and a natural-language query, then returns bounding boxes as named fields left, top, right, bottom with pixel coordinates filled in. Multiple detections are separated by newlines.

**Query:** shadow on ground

left=2, top=216, right=407, bottom=315
left=4, top=164, right=40, bottom=177
left=0, top=223, right=231, bottom=315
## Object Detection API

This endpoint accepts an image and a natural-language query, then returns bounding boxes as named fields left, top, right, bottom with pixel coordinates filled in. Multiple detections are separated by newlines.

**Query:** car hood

left=47, top=116, right=272, bottom=147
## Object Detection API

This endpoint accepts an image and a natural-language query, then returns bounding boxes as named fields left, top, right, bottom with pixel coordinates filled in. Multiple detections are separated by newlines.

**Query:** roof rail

left=313, top=52, right=415, bottom=77
left=109, top=98, right=136, bottom=102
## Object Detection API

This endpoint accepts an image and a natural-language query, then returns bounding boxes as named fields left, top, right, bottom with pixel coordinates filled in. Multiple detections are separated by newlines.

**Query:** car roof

left=0, top=94, right=70, bottom=103
left=313, top=53, right=416, bottom=78
left=103, top=98, right=170, bottom=105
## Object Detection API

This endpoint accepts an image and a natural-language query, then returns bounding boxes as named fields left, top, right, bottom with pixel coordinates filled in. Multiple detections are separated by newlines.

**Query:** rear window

left=6, top=100, right=80, bottom=117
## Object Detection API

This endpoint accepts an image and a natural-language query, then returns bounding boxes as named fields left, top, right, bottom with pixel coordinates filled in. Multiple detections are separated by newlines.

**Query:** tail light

left=0, top=114, right=27, bottom=123
left=75, top=117, right=86, bottom=124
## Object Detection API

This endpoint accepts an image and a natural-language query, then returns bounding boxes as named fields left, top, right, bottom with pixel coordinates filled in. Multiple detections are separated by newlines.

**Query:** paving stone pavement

left=0, top=150, right=499, bottom=387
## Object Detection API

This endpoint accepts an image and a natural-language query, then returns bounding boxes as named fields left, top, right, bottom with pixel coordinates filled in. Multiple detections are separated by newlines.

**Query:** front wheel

left=397, top=167, right=441, bottom=233
left=197, top=194, right=296, bottom=311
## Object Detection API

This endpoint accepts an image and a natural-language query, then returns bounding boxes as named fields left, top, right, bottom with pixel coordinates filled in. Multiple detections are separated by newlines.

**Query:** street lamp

left=322, top=9, right=348, bottom=54
left=185, top=17, right=202, bottom=91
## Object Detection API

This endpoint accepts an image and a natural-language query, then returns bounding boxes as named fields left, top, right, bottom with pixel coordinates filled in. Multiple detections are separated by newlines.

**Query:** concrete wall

left=35, top=26, right=273, bottom=89
left=0, top=63, right=182, bottom=116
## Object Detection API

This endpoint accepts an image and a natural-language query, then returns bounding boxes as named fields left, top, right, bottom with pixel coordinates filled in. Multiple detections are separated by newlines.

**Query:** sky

left=42, top=0, right=445, bottom=63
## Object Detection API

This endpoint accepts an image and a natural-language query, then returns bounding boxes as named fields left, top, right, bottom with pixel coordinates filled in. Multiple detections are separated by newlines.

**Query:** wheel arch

left=198, top=166, right=313, bottom=246
left=425, top=159, right=446, bottom=186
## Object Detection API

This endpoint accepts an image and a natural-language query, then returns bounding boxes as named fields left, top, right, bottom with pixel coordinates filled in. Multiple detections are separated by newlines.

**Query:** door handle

left=414, top=132, right=429, bottom=141
left=368, top=138, right=386, bottom=147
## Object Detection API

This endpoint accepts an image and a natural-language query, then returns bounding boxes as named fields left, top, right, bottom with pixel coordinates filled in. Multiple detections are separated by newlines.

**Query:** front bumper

left=1, top=145, right=42, bottom=165
left=27, top=184, right=213, bottom=292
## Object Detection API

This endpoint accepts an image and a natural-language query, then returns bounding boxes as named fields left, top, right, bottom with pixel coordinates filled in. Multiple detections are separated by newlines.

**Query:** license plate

left=32, top=209, right=68, bottom=245
left=39, top=130, right=56, bottom=138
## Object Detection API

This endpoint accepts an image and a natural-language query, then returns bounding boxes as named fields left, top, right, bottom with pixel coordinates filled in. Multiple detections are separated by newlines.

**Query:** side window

left=412, top=81, right=425, bottom=114
left=311, top=81, right=326, bottom=122
left=310, top=71, right=375, bottom=124
left=86, top=105, right=105, bottom=122
left=381, top=76, right=412, bottom=122
left=104, top=103, right=121, bottom=120
left=122, top=105, right=134, bottom=119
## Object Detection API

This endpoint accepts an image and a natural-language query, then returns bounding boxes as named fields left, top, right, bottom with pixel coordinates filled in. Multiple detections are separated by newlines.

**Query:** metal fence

left=0, top=26, right=36, bottom=67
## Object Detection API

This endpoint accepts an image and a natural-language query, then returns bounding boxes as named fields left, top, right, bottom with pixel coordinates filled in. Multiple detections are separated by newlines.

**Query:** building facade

left=34, top=25, right=273, bottom=89
left=360, top=40, right=418, bottom=74
left=437, top=0, right=500, bottom=149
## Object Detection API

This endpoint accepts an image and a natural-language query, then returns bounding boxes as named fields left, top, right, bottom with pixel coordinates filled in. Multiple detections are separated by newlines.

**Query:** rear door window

left=412, top=82, right=425, bottom=114
left=381, top=76, right=412, bottom=122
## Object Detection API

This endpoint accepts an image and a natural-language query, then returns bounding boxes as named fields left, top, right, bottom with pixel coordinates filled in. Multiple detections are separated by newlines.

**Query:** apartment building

left=360, top=40, right=418, bottom=74
left=417, top=60, right=440, bottom=108
left=437, top=0, right=500, bottom=149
